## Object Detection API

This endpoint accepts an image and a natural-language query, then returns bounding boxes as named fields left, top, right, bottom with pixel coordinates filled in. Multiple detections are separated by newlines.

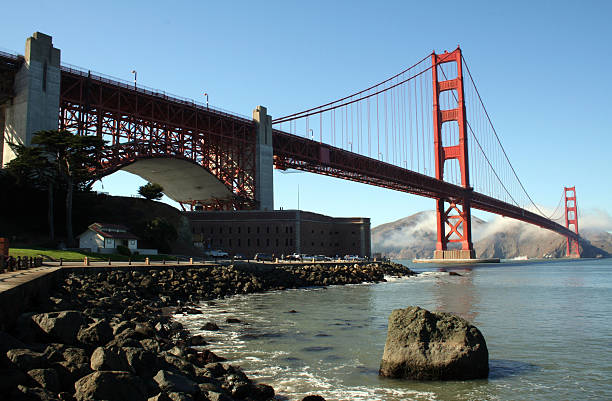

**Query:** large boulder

left=153, top=370, right=198, bottom=394
left=74, top=371, right=147, bottom=401
left=379, top=306, right=489, bottom=380
left=31, top=311, right=89, bottom=344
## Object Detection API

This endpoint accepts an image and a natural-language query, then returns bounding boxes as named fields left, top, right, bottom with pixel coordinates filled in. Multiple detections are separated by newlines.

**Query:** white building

left=78, top=223, right=157, bottom=255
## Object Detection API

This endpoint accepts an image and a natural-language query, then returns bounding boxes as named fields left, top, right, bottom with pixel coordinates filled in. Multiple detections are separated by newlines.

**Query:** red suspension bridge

left=0, top=33, right=580, bottom=259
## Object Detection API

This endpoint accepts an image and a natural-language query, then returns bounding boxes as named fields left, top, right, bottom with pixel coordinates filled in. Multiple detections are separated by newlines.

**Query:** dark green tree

left=6, top=143, right=57, bottom=240
left=138, top=182, right=164, bottom=200
left=10, top=130, right=106, bottom=246
left=141, top=218, right=177, bottom=254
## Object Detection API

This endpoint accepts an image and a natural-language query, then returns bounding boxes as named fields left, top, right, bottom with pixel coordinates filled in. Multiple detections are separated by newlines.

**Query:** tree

left=141, top=218, right=177, bottom=254
left=6, top=143, right=57, bottom=241
left=27, top=130, right=105, bottom=246
left=138, top=182, right=164, bottom=200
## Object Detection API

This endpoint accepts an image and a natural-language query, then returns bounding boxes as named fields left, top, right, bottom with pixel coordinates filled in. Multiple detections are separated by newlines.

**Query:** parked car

left=205, top=249, right=229, bottom=258
left=254, top=253, right=274, bottom=262
left=285, top=253, right=302, bottom=261
left=233, top=253, right=246, bottom=260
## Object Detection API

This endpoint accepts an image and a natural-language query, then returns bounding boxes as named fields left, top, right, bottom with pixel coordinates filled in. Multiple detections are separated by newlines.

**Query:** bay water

left=175, top=259, right=612, bottom=400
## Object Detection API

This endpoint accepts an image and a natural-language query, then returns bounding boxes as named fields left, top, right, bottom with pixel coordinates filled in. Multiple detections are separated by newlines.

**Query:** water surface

left=176, top=259, right=612, bottom=400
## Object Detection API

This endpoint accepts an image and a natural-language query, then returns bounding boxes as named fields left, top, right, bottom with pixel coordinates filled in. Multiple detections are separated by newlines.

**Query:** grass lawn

left=9, top=248, right=172, bottom=262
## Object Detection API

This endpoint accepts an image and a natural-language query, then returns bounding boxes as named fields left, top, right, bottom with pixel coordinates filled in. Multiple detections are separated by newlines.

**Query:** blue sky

left=2, top=0, right=611, bottom=228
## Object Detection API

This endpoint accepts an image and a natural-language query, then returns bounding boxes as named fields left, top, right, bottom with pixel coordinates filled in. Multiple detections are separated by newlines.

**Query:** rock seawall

left=1, top=262, right=414, bottom=400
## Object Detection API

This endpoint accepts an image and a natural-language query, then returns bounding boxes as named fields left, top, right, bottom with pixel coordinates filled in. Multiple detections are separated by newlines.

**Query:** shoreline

left=0, top=262, right=415, bottom=401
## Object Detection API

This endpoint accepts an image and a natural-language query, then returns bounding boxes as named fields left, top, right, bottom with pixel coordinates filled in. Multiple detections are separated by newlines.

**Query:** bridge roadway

left=0, top=52, right=577, bottom=242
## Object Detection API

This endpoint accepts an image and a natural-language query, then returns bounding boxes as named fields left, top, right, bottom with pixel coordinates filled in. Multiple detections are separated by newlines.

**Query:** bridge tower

left=1, top=32, right=61, bottom=167
left=431, top=48, right=475, bottom=260
left=564, top=186, right=580, bottom=258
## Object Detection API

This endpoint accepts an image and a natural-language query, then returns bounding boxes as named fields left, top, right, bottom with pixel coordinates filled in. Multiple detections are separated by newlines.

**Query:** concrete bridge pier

left=2, top=32, right=60, bottom=167
left=253, top=105, right=274, bottom=211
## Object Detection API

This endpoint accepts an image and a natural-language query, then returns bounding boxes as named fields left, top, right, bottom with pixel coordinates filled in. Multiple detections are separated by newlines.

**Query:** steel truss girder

left=272, top=129, right=579, bottom=241
left=59, top=69, right=257, bottom=210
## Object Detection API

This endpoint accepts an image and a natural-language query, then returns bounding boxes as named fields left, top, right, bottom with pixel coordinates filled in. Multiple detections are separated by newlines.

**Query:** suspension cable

left=461, top=55, right=549, bottom=218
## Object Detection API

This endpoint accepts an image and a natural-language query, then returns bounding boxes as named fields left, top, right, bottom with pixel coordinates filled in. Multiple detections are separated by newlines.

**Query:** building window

left=311, top=230, right=314, bottom=234
left=238, top=239, right=241, bottom=246
left=352, top=242, right=356, bottom=246
left=220, top=227, right=223, bottom=234
left=210, top=227, right=214, bottom=234
left=248, top=238, right=251, bottom=246
left=248, top=227, right=251, bottom=234
left=276, top=227, right=279, bottom=234
left=286, top=238, right=289, bottom=246
left=229, top=239, right=232, bottom=247
left=290, top=227, right=293, bottom=233
left=229, top=227, right=232, bottom=234
left=290, top=238, right=293, bottom=246
left=276, top=239, right=279, bottom=246
left=257, top=238, right=260, bottom=246
left=266, top=227, right=270, bottom=234
left=266, top=238, right=270, bottom=246
left=286, top=227, right=289, bottom=234
left=238, top=227, right=241, bottom=234
left=311, top=242, right=314, bottom=246
left=257, top=227, right=260, bottom=234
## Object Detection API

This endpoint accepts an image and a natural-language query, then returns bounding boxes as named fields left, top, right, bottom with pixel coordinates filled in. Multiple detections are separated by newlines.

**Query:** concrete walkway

left=0, top=265, right=62, bottom=294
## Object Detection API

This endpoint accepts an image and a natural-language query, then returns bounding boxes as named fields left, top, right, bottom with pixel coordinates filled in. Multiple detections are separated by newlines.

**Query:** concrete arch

left=121, top=157, right=233, bottom=203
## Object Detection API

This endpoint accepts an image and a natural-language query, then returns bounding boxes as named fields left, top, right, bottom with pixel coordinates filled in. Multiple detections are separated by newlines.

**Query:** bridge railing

left=59, top=61, right=252, bottom=122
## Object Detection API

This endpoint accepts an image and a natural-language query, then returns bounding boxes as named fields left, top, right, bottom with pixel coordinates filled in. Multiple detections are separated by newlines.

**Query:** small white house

left=78, top=223, right=157, bottom=255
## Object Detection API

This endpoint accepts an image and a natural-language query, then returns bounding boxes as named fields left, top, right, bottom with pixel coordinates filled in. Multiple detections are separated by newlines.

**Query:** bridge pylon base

left=433, top=249, right=476, bottom=260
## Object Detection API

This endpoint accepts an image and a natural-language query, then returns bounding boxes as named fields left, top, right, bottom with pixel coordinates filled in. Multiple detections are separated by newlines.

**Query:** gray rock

left=302, top=396, right=326, bottom=401
left=74, top=371, right=147, bottom=401
left=379, top=306, right=489, bottom=380
left=163, top=354, right=195, bottom=377
left=168, top=392, right=194, bottom=401
left=112, top=320, right=134, bottom=336
left=153, top=370, right=198, bottom=394
left=27, top=368, right=61, bottom=392
left=188, top=335, right=207, bottom=346
left=201, top=322, right=219, bottom=331
left=31, top=311, right=89, bottom=344
left=62, top=347, right=89, bottom=366
left=140, top=338, right=162, bottom=353
left=53, top=360, right=92, bottom=392
left=77, top=319, right=113, bottom=346
left=6, top=348, right=47, bottom=371
left=206, top=391, right=233, bottom=401
left=122, top=347, right=157, bottom=377
left=90, top=346, right=129, bottom=371
left=12, top=384, right=57, bottom=401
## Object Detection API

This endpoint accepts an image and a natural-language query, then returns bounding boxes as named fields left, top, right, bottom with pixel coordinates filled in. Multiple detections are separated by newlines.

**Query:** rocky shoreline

left=0, top=262, right=415, bottom=401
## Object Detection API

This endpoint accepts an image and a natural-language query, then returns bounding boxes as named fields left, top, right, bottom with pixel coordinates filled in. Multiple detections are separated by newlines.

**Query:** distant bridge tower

left=431, top=48, right=475, bottom=260
left=564, top=186, right=580, bottom=258
left=1, top=32, right=60, bottom=167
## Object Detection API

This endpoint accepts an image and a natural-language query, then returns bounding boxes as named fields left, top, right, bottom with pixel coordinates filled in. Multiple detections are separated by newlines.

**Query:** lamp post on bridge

left=309, top=129, right=314, bottom=140
left=131, top=70, right=137, bottom=89
left=348, top=141, right=353, bottom=152
left=203, top=92, right=209, bottom=109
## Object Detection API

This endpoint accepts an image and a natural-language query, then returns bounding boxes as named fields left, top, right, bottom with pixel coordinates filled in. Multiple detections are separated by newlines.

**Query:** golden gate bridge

left=0, top=33, right=580, bottom=260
